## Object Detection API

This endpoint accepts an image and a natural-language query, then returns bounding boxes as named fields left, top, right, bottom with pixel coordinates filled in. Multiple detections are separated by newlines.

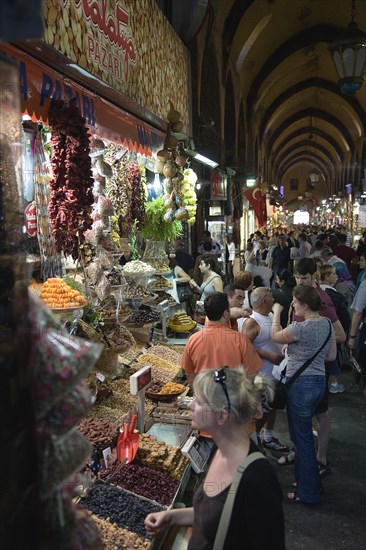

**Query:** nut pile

left=146, top=260, right=171, bottom=273
left=103, top=325, right=135, bottom=350
left=81, top=484, right=163, bottom=538
left=123, top=261, right=155, bottom=276
left=151, top=291, right=177, bottom=305
left=90, top=514, right=150, bottom=550
left=124, top=283, right=151, bottom=300
left=137, top=353, right=180, bottom=375
left=147, top=275, right=173, bottom=290
left=78, top=418, right=120, bottom=451
left=148, top=345, right=183, bottom=364
left=99, top=462, right=179, bottom=506
left=147, top=380, right=164, bottom=394
left=137, top=434, right=190, bottom=480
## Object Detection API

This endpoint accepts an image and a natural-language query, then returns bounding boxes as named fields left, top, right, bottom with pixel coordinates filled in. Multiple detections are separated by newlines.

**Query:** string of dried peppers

left=48, top=98, right=93, bottom=259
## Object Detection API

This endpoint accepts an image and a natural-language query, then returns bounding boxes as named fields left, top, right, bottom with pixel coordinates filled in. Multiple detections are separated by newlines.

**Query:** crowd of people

left=156, top=225, right=366, bottom=548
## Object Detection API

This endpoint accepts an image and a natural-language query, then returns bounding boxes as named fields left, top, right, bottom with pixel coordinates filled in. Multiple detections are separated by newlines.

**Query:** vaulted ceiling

left=161, top=0, right=366, bottom=198
left=220, top=0, right=365, bottom=190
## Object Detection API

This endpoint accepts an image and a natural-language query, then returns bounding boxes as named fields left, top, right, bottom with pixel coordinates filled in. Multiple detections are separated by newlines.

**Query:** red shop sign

left=25, top=202, right=37, bottom=237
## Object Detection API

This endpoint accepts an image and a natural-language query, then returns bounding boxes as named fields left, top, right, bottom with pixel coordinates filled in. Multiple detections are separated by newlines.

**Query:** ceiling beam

left=272, top=126, right=344, bottom=162
left=265, top=108, right=354, bottom=154
left=258, top=78, right=366, bottom=142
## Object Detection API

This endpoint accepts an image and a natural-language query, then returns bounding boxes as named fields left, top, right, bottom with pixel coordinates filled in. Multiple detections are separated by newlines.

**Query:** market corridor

left=169, top=368, right=366, bottom=550
left=274, top=368, right=365, bottom=550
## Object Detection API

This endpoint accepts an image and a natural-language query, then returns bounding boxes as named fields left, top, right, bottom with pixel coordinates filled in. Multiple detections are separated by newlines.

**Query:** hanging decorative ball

left=164, top=211, right=175, bottom=223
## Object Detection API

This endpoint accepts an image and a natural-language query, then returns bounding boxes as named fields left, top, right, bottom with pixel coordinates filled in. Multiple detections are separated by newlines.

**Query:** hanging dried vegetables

left=105, top=148, right=131, bottom=234
left=48, top=99, right=93, bottom=259
left=33, top=133, right=63, bottom=280
left=128, top=160, right=147, bottom=228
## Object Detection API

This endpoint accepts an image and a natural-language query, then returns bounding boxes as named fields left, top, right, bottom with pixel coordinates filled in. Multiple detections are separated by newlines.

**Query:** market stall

left=0, top=2, right=203, bottom=545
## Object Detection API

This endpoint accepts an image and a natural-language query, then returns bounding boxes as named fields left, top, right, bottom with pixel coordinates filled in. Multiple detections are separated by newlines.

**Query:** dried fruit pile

left=48, top=98, right=93, bottom=259
left=40, top=278, right=87, bottom=309
left=90, top=514, right=150, bottom=549
left=99, top=462, right=179, bottom=506
left=78, top=418, right=120, bottom=451
left=81, top=484, right=163, bottom=538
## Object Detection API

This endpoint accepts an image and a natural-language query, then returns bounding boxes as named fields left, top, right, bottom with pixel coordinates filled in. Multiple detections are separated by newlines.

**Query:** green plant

left=141, top=194, right=183, bottom=242
left=129, top=219, right=140, bottom=260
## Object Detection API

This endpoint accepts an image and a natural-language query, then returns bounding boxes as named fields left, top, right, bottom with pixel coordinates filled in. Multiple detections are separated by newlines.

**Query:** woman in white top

left=244, top=242, right=256, bottom=273
left=224, top=234, right=236, bottom=283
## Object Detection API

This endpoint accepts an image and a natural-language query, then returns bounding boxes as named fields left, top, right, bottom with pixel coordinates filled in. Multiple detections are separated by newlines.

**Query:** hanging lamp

left=329, top=0, right=366, bottom=95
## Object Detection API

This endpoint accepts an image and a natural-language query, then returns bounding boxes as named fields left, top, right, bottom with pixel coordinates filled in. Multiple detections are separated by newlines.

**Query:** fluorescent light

left=246, top=178, right=256, bottom=187
left=193, top=152, right=219, bottom=168
left=185, top=148, right=219, bottom=168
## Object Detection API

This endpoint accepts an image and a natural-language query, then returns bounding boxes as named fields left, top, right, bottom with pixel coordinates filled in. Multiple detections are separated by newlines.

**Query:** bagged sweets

left=39, top=429, right=92, bottom=493
left=28, top=327, right=102, bottom=419
left=39, top=383, right=92, bottom=436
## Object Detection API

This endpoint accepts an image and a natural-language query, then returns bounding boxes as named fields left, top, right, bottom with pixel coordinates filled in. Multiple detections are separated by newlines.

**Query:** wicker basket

left=95, top=348, right=119, bottom=376
left=77, top=319, right=105, bottom=344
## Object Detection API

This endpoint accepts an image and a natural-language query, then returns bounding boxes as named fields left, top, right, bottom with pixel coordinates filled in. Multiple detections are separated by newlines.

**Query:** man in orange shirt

left=181, top=292, right=263, bottom=387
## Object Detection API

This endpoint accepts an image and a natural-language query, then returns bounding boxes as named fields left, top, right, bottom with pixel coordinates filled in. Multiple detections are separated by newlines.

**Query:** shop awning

left=0, top=44, right=165, bottom=156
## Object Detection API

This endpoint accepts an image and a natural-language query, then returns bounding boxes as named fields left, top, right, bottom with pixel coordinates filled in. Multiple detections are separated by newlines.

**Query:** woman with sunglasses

left=145, top=367, right=285, bottom=549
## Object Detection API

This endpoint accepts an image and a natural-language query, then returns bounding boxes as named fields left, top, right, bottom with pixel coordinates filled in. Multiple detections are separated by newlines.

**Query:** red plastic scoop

left=116, top=415, right=139, bottom=463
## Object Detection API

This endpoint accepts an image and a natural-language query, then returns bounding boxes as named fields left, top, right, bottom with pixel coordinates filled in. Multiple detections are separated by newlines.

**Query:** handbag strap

left=212, top=452, right=266, bottom=550
left=285, top=320, right=332, bottom=388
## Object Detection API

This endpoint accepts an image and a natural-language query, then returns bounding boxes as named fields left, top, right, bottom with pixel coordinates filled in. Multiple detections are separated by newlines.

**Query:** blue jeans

left=286, top=375, right=326, bottom=503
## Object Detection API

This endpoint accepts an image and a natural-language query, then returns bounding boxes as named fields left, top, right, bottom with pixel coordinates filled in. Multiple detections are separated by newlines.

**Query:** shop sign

left=0, top=44, right=165, bottom=155
left=24, top=202, right=37, bottom=237
left=73, top=0, right=137, bottom=82
left=210, top=171, right=227, bottom=200
left=42, top=0, right=189, bottom=130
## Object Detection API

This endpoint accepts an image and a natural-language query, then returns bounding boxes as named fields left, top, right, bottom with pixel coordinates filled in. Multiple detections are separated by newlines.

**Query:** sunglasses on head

left=262, top=289, right=272, bottom=301
left=213, top=366, right=231, bottom=411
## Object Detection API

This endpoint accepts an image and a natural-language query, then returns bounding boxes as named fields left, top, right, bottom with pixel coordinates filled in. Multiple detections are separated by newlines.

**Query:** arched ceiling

left=217, top=0, right=366, bottom=189
left=159, top=0, right=365, bottom=197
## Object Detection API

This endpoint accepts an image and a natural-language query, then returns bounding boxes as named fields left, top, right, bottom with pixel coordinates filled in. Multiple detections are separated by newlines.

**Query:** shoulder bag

left=270, top=320, right=332, bottom=410
left=212, top=452, right=266, bottom=550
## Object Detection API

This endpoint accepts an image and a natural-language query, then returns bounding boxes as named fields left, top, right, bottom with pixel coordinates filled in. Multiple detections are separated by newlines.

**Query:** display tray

left=146, top=422, right=191, bottom=447
left=167, top=320, right=197, bottom=332
left=152, top=270, right=172, bottom=276
left=145, top=389, right=186, bottom=402
left=125, top=293, right=158, bottom=306
left=50, top=305, right=85, bottom=313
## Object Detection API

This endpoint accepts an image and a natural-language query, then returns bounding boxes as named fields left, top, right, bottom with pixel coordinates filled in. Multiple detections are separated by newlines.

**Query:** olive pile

left=99, top=462, right=179, bottom=506
left=81, top=484, right=163, bottom=538
left=124, top=308, right=160, bottom=325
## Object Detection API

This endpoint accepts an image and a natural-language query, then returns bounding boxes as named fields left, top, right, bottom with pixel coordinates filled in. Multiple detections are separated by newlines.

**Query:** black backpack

left=324, top=288, right=350, bottom=331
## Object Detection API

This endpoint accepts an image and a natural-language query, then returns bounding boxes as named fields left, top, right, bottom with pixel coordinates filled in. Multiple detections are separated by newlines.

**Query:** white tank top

left=242, top=311, right=282, bottom=379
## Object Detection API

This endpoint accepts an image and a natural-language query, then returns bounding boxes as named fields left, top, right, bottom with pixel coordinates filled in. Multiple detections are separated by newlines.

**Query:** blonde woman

left=145, top=367, right=285, bottom=549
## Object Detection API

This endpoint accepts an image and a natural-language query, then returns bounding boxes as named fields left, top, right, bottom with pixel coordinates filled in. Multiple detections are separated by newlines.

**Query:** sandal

left=292, top=481, right=324, bottom=494
left=318, top=461, right=331, bottom=477
left=278, top=450, right=295, bottom=466
left=287, top=491, right=302, bottom=503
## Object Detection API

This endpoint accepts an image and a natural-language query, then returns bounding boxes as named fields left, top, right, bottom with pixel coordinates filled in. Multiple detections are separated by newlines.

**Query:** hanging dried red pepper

left=48, top=98, right=93, bottom=259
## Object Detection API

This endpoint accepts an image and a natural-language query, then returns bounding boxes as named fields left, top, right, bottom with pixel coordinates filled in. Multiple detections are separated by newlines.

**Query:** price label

left=96, top=372, right=105, bottom=382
